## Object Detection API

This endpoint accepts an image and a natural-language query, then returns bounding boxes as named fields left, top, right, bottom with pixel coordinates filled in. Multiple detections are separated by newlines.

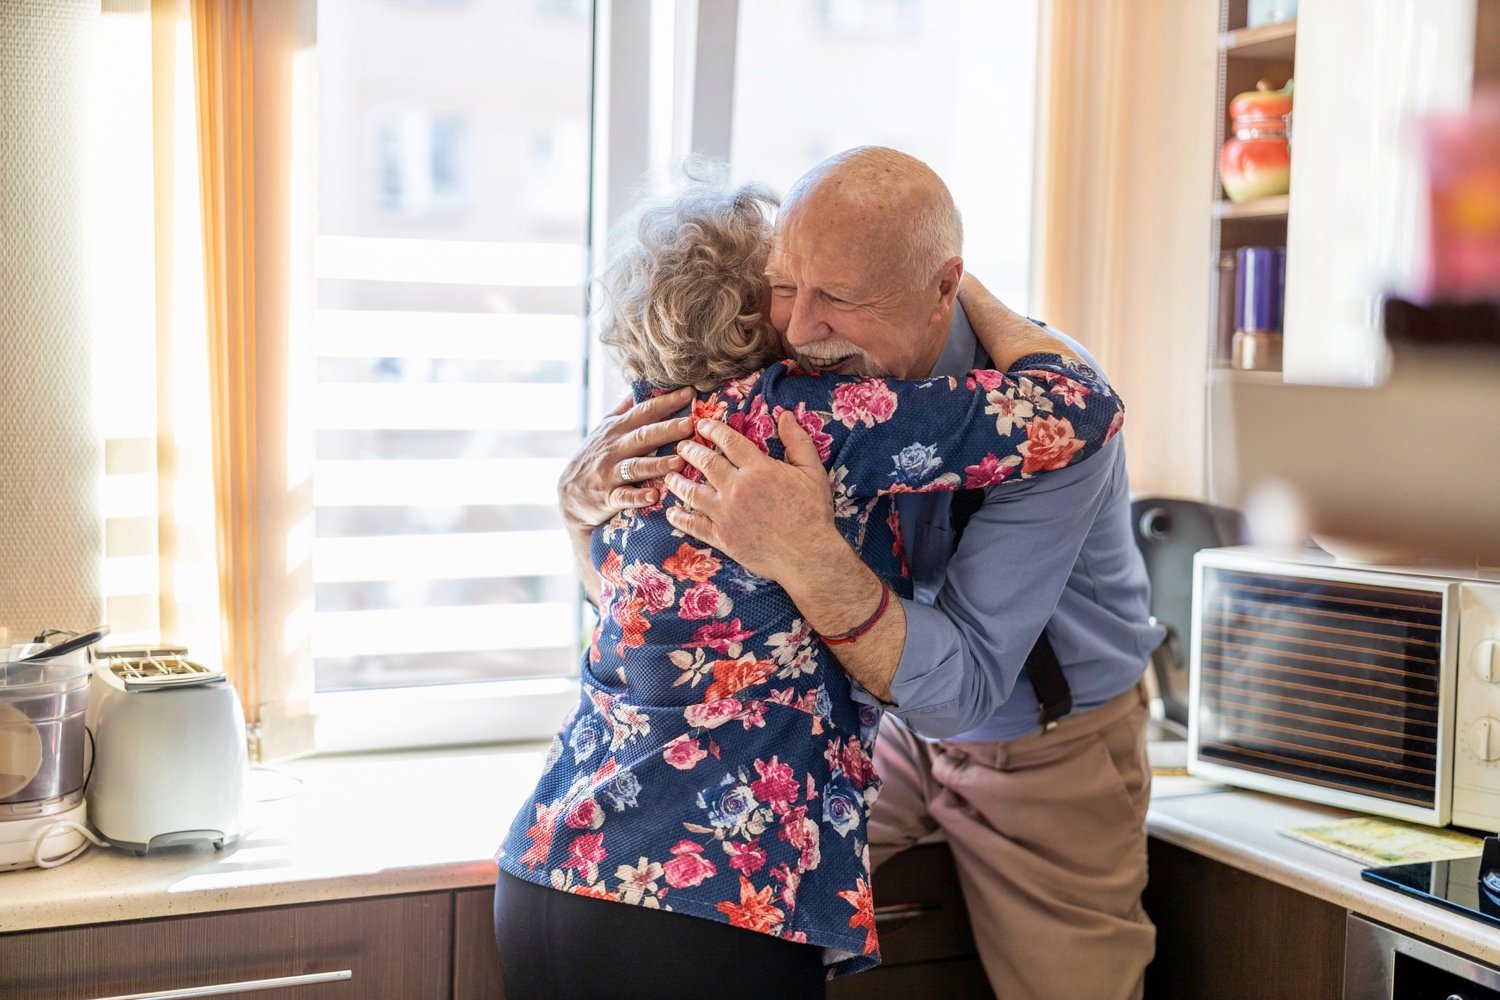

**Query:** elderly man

left=560, top=147, right=1161, bottom=1000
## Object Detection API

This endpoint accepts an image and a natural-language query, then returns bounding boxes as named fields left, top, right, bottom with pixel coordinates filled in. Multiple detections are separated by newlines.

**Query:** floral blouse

left=497, top=353, right=1124, bottom=977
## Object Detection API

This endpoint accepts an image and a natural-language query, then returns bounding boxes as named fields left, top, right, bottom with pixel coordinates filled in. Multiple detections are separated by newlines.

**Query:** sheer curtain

left=1031, top=0, right=1219, bottom=499
left=96, top=0, right=315, bottom=760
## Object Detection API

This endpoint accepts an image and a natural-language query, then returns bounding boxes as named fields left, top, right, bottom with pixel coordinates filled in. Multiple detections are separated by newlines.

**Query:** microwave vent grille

left=1195, top=567, right=1444, bottom=808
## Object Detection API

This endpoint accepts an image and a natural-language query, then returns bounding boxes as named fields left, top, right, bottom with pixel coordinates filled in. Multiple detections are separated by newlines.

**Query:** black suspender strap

left=949, top=489, right=1073, bottom=730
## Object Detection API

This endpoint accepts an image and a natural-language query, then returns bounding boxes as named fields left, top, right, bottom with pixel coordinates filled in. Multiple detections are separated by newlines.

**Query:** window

left=728, top=0, right=1041, bottom=312
left=314, top=0, right=593, bottom=745
left=310, top=0, right=1044, bottom=751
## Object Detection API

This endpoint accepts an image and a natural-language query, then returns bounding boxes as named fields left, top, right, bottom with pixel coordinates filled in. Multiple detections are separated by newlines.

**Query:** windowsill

left=0, top=742, right=550, bottom=934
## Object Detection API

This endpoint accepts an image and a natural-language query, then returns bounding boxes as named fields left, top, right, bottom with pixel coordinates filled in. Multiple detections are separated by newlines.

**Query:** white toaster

left=85, top=651, right=248, bottom=854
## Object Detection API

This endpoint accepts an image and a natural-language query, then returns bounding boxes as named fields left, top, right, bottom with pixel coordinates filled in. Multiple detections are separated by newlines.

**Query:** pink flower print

left=750, top=756, right=800, bottom=812
left=1047, top=373, right=1090, bottom=408
left=1106, top=406, right=1124, bottom=443
left=771, top=862, right=803, bottom=912
left=564, top=796, right=604, bottom=830
left=823, top=737, right=846, bottom=773
left=965, top=368, right=1008, bottom=392
left=774, top=402, right=833, bottom=462
left=777, top=805, right=821, bottom=873
left=563, top=831, right=607, bottom=884
left=728, top=396, right=775, bottom=453
left=722, top=370, right=763, bottom=400
left=739, top=700, right=767, bottom=730
left=840, top=738, right=878, bottom=789
left=687, top=619, right=754, bottom=657
left=678, top=581, right=729, bottom=620
left=622, top=561, right=676, bottom=614
left=662, top=840, right=719, bottom=889
left=830, top=380, right=898, bottom=429
left=1019, top=415, right=1086, bottom=474
left=663, top=735, right=709, bottom=770
left=962, top=452, right=1022, bottom=489
left=683, top=697, right=743, bottom=730
left=724, top=837, right=767, bottom=876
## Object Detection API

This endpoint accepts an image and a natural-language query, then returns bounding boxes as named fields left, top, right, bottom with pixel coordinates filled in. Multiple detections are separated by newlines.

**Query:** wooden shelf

left=1221, top=20, right=1297, bottom=60
left=1214, top=194, right=1290, bottom=220
left=1208, top=366, right=1283, bottom=385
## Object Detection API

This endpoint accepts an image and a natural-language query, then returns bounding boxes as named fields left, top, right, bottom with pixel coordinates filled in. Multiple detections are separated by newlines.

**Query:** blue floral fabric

left=497, top=354, right=1124, bottom=976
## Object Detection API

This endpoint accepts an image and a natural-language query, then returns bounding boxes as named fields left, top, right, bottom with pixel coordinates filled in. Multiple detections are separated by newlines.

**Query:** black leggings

left=492, top=868, right=827, bottom=999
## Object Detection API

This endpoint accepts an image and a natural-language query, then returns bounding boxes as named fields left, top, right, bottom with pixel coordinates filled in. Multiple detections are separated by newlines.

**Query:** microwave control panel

left=1453, top=580, right=1500, bottom=832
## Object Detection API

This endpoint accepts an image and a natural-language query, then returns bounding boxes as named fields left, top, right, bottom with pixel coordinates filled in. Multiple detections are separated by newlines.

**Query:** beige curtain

left=1031, top=0, right=1220, bottom=499
left=190, top=0, right=316, bottom=760
left=191, top=0, right=263, bottom=728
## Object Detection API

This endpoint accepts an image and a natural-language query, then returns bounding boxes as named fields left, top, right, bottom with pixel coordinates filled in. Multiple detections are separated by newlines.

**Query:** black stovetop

left=1362, top=854, right=1500, bottom=930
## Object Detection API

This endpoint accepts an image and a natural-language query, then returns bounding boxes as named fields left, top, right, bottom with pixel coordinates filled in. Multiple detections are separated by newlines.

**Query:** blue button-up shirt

left=883, top=304, right=1163, bottom=740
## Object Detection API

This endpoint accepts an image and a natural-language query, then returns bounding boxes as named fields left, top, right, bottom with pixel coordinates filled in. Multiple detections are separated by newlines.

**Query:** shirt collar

left=929, top=300, right=982, bottom=378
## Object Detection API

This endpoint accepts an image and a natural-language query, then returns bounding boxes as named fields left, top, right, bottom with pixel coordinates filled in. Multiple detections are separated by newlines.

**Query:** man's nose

left=784, top=295, right=826, bottom=348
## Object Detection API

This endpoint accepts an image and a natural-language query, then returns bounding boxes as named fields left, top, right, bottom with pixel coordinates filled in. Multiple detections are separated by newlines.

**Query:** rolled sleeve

left=884, top=598, right=996, bottom=736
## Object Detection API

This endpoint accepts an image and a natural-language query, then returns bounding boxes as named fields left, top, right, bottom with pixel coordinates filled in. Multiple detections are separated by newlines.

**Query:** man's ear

left=932, top=256, right=964, bottom=320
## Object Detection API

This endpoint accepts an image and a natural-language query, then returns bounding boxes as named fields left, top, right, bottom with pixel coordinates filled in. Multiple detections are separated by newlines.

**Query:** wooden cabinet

left=0, top=893, right=457, bottom=1000
left=1144, top=839, right=1346, bottom=1000
left=453, top=886, right=505, bottom=1000
left=829, top=844, right=992, bottom=1000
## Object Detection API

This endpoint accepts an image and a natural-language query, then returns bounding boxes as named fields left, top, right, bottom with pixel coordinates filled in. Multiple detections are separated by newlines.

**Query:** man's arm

left=670, top=413, right=1120, bottom=735
left=665, top=411, right=907, bottom=701
left=559, top=388, right=695, bottom=604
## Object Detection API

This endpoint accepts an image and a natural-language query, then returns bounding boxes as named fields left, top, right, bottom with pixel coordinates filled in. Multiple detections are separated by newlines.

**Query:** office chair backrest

left=1130, top=497, right=1248, bottom=727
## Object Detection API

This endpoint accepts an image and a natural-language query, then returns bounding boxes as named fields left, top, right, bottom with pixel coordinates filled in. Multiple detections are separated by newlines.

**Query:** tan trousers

left=868, top=683, right=1155, bottom=1000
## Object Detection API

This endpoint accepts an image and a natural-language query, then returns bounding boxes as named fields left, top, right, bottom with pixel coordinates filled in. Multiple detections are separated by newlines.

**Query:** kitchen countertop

left=1148, top=781, right=1500, bottom=967
left=4, top=745, right=1500, bottom=971
left=0, top=743, right=548, bottom=933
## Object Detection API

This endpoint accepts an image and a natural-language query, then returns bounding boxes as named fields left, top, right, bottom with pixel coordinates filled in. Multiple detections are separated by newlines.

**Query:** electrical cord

left=32, top=819, right=108, bottom=869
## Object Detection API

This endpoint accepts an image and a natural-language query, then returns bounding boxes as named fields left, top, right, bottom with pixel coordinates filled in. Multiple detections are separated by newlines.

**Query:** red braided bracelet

left=819, top=584, right=891, bottom=646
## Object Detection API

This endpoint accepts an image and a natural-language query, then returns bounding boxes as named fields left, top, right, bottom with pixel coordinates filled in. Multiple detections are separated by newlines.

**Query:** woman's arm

left=960, top=272, right=1077, bottom=368
left=755, top=347, right=1122, bottom=502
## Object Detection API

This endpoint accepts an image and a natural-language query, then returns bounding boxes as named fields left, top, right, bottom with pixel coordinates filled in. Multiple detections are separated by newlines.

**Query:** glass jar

left=1221, top=81, right=1293, bottom=204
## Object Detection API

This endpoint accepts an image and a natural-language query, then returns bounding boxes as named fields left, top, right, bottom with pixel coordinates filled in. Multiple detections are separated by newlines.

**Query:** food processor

left=0, top=627, right=108, bottom=870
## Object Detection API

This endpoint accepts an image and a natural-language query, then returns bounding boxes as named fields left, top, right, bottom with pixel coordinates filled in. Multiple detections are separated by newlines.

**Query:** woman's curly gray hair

left=598, top=182, right=784, bottom=392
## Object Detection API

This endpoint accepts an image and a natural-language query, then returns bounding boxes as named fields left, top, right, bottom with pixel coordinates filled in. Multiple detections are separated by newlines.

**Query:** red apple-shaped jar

left=1221, top=80, right=1293, bottom=204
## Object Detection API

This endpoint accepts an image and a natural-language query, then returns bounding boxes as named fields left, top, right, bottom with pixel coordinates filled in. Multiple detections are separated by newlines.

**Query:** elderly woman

left=492, top=181, right=1125, bottom=999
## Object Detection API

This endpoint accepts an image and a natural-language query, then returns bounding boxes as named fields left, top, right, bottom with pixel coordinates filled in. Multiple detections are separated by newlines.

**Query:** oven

left=1344, top=914, right=1500, bottom=999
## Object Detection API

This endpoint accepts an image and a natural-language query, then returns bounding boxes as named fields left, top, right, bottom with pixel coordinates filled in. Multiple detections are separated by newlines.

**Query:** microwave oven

left=1187, top=547, right=1500, bottom=830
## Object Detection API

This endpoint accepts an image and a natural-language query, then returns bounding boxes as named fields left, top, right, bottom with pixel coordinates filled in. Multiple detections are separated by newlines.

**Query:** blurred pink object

left=1423, top=89, right=1500, bottom=299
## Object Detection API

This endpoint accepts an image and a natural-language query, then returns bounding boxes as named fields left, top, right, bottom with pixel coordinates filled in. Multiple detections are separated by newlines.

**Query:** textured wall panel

left=0, top=1, right=105, bottom=644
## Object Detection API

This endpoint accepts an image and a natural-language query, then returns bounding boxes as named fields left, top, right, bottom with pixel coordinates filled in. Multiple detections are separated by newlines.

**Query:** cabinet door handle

left=88, top=970, right=353, bottom=999
left=873, top=901, right=938, bottom=927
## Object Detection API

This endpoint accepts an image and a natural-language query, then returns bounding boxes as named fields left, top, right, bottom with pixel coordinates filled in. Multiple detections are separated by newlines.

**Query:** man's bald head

left=779, top=146, right=963, bottom=291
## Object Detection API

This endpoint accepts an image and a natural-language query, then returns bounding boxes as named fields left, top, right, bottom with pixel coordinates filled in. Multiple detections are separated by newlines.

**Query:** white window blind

left=314, top=0, right=593, bottom=700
